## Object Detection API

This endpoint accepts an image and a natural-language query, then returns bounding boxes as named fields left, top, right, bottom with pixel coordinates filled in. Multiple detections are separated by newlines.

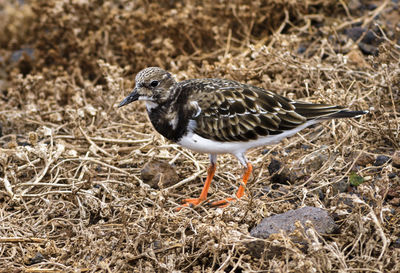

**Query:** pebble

left=355, top=152, right=374, bottom=166
left=267, top=158, right=297, bottom=184
left=27, top=252, right=45, bottom=265
left=373, top=155, right=391, bottom=166
left=141, top=159, right=179, bottom=189
left=247, top=206, right=337, bottom=258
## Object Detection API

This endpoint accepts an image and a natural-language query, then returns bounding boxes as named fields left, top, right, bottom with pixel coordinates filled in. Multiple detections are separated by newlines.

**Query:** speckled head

left=119, top=67, right=176, bottom=108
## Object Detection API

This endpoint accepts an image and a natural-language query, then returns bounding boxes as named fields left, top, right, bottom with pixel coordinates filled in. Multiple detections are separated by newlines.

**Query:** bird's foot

left=209, top=197, right=236, bottom=208
left=176, top=198, right=205, bottom=211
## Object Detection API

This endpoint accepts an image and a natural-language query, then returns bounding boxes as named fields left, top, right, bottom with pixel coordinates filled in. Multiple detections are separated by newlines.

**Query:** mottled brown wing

left=189, top=81, right=311, bottom=142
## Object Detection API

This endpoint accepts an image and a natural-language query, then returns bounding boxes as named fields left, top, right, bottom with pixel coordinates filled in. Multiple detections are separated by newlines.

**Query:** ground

left=0, top=0, right=399, bottom=272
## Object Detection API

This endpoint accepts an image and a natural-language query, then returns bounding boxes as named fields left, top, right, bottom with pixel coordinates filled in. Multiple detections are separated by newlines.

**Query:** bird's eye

left=150, top=80, right=159, bottom=87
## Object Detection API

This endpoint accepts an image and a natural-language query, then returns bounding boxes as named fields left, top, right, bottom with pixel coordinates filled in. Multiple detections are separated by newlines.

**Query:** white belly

left=177, top=120, right=319, bottom=155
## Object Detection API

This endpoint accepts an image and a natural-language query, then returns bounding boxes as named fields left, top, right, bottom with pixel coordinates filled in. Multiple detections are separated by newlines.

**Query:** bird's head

left=118, top=67, right=177, bottom=109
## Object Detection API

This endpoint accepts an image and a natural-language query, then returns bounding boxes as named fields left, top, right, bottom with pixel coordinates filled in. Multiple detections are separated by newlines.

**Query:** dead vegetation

left=0, top=0, right=399, bottom=272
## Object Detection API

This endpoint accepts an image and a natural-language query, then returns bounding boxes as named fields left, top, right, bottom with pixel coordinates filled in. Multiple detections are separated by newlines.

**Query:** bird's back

left=178, top=78, right=363, bottom=143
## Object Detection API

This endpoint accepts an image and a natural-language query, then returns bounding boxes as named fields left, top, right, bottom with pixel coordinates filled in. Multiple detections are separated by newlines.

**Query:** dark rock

left=393, top=238, right=400, bottom=248
left=297, top=44, right=307, bottom=54
left=271, top=171, right=290, bottom=184
left=345, top=27, right=380, bottom=45
left=270, top=184, right=281, bottom=190
left=17, top=141, right=31, bottom=147
left=318, top=189, right=325, bottom=201
left=373, top=155, right=391, bottom=166
left=268, top=158, right=281, bottom=174
left=337, top=196, right=356, bottom=208
left=365, top=4, right=377, bottom=10
left=247, top=206, right=337, bottom=257
left=152, top=240, right=162, bottom=250
left=262, top=149, right=278, bottom=155
left=268, top=159, right=295, bottom=184
left=358, top=42, right=379, bottom=55
left=345, top=27, right=381, bottom=55
left=301, top=144, right=310, bottom=150
left=345, top=27, right=366, bottom=41
left=27, top=252, right=45, bottom=265
left=141, top=159, right=179, bottom=189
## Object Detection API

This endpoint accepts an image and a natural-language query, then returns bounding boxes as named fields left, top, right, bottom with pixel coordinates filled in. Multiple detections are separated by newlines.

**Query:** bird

left=118, top=67, right=368, bottom=210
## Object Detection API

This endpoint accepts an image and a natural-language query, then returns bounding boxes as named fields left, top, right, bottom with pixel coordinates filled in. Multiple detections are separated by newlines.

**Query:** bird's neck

left=146, top=87, right=192, bottom=142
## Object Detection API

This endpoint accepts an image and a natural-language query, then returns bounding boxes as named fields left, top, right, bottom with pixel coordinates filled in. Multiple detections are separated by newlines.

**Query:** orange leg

left=177, top=163, right=217, bottom=210
left=210, top=162, right=253, bottom=207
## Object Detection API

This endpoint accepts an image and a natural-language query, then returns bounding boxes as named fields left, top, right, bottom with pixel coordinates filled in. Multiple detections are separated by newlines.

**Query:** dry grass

left=0, top=0, right=399, bottom=272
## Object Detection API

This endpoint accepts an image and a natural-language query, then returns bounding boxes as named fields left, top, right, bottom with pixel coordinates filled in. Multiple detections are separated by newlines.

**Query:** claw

left=176, top=163, right=217, bottom=211
left=175, top=162, right=253, bottom=211
left=176, top=198, right=205, bottom=211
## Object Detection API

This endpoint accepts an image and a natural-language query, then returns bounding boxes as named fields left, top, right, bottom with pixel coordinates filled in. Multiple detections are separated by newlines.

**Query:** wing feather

left=182, top=79, right=344, bottom=142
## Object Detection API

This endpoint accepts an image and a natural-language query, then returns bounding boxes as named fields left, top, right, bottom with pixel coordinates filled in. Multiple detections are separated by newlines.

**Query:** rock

left=309, top=153, right=328, bottom=171
left=358, top=42, right=379, bottom=56
left=27, top=252, right=45, bottom=265
left=268, top=158, right=287, bottom=184
left=141, top=159, right=179, bottom=189
left=392, top=151, right=400, bottom=168
left=268, top=158, right=281, bottom=174
left=365, top=3, right=377, bottom=10
left=250, top=206, right=336, bottom=239
left=248, top=206, right=337, bottom=257
left=355, top=152, right=374, bottom=166
left=373, top=155, right=391, bottom=166
left=345, top=27, right=381, bottom=55
left=301, top=144, right=311, bottom=150
left=345, top=27, right=381, bottom=45
left=268, top=158, right=297, bottom=184
left=298, top=152, right=329, bottom=173
left=297, top=44, right=307, bottom=54
left=393, top=238, right=400, bottom=248
left=337, top=196, right=357, bottom=209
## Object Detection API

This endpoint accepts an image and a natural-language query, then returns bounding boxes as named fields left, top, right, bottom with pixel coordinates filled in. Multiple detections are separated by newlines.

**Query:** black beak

left=118, top=89, right=139, bottom=108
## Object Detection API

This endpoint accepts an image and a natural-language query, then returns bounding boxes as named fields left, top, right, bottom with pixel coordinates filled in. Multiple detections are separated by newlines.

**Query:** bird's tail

left=293, top=102, right=368, bottom=120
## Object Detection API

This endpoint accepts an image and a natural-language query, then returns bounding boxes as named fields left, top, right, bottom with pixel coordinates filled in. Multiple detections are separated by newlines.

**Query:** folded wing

left=187, top=80, right=349, bottom=142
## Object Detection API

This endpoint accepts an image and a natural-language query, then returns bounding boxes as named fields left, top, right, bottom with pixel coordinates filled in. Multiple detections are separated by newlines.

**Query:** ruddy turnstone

left=119, top=67, right=368, bottom=209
